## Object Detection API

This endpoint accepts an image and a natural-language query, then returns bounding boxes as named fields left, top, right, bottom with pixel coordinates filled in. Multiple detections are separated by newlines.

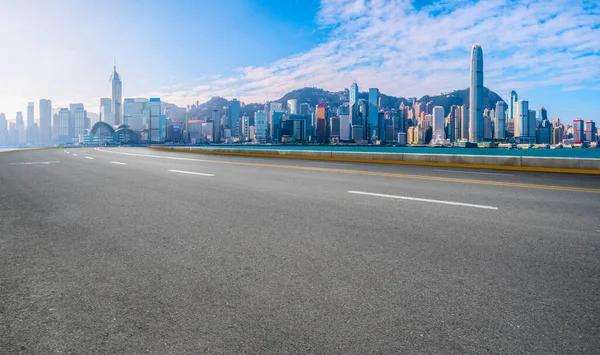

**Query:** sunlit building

left=110, top=66, right=123, bottom=125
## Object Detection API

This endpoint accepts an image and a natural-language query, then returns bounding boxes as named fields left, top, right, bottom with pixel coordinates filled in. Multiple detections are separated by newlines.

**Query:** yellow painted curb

left=147, top=146, right=600, bottom=175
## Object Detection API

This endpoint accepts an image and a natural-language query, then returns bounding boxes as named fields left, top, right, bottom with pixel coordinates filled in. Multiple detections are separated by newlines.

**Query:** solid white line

left=110, top=161, right=127, bottom=165
left=348, top=190, right=498, bottom=210
left=85, top=156, right=94, bottom=160
left=433, top=169, right=514, bottom=176
left=167, top=169, right=215, bottom=177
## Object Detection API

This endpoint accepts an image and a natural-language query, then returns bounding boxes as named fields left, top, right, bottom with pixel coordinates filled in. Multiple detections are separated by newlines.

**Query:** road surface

left=1, top=147, right=599, bottom=354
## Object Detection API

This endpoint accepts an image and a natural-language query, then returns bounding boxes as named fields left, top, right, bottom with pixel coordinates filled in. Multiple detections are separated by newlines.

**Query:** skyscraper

left=39, top=99, right=52, bottom=143
left=469, top=44, right=484, bottom=142
left=72, top=105, right=87, bottom=139
left=316, top=103, right=327, bottom=142
left=585, top=120, right=596, bottom=142
left=432, top=106, right=445, bottom=142
left=368, top=88, right=380, bottom=142
left=495, top=101, right=506, bottom=139
left=58, top=108, right=70, bottom=142
left=27, top=102, right=34, bottom=129
left=110, top=66, right=122, bottom=125
left=254, top=110, right=267, bottom=142
left=69, top=103, right=84, bottom=138
left=0, top=113, right=7, bottom=145
left=99, top=98, right=112, bottom=125
left=573, top=119, right=584, bottom=143
left=287, top=99, right=298, bottom=115
left=508, top=90, right=518, bottom=120
left=349, top=83, right=359, bottom=140
left=460, top=105, right=469, bottom=140
left=229, top=99, right=240, bottom=137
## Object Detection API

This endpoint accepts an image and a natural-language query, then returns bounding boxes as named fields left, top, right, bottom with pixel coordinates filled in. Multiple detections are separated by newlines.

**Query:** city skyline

left=0, top=0, right=598, bottom=122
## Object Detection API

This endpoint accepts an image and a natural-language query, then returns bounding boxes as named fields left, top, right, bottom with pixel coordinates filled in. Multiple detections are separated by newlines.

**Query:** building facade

left=469, top=44, right=484, bottom=142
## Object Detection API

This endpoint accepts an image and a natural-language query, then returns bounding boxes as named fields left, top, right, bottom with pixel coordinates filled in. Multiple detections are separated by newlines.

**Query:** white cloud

left=154, top=0, right=599, bottom=107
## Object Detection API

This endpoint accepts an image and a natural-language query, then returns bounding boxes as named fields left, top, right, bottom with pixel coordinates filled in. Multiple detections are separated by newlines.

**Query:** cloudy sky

left=1, top=0, right=598, bottom=123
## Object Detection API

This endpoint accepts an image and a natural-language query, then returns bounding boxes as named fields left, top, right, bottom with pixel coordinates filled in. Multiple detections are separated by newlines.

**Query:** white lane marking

left=110, top=161, right=127, bottom=165
left=65, top=151, right=70, bottom=154
left=72, top=153, right=78, bottom=156
left=167, top=169, right=215, bottom=177
left=433, top=169, right=514, bottom=177
left=85, top=156, right=94, bottom=160
left=10, top=161, right=60, bottom=165
left=348, top=190, right=499, bottom=210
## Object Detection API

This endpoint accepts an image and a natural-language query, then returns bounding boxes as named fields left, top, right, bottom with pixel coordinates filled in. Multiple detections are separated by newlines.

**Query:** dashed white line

left=110, top=161, right=127, bottom=165
left=167, top=169, right=215, bottom=177
left=72, top=153, right=78, bottom=156
left=348, top=190, right=498, bottom=210
left=85, top=156, right=94, bottom=160
left=433, top=169, right=514, bottom=176
left=10, top=161, right=60, bottom=165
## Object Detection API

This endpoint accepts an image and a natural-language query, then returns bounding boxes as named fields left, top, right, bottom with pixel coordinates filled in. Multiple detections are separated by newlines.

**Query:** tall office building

left=27, top=102, right=34, bottom=129
left=573, top=119, right=584, bottom=143
left=72, top=105, right=87, bottom=138
left=450, top=105, right=460, bottom=142
left=537, top=107, right=551, bottom=144
left=585, top=120, right=596, bottom=142
left=495, top=101, right=506, bottom=139
left=508, top=90, right=518, bottom=120
left=299, top=103, right=310, bottom=115
left=39, top=99, right=52, bottom=143
left=69, top=104, right=84, bottom=138
left=469, top=44, right=484, bottom=142
left=99, top=98, right=112, bottom=124
left=0, top=113, right=7, bottom=145
left=287, top=99, right=298, bottom=115
left=148, top=98, right=165, bottom=143
left=460, top=105, right=469, bottom=140
left=514, top=100, right=535, bottom=143
left=349, top=83, right=360, bottom=140
left=110, top=66, right=123, bottom=125
left=254, top=110, right=267, bottom=142
left=432, top=106, right=445, bottom=142
left=368, top=88, right=379, bottom=141
left=228, top=99, right=240, bottom=137
left=58, top=108, right=70, bottom=141
left=123, top=98, right=149, bottom=131
left=316, top=103, right=327, bottom=142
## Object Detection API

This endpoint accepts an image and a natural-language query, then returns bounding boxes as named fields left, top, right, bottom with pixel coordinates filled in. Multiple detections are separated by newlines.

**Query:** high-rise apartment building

left=110, top=66, right=122, bottom=125
left=39, top=99, right=52, bottom=143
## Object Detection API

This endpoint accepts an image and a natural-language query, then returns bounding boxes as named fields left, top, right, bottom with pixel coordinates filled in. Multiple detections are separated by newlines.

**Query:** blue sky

left=0, top=0, right=599, bottom=124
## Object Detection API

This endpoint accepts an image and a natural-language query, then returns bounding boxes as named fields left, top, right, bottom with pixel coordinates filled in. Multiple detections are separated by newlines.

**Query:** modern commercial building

left=148, top=98, right=165, bottom=143
left=110, top=66, right=122, bottom=125
left=585, top=120, right=596, bottom=142
left=432, top=106, right=445, bottom=142
left=287, top=99, right=298, bottom=115
left=26, top=102, right=34, bottom=129
left=299, top=103, right=310, bottom=115
left=240, top=115, right=249, bottom=141
left=469, top=44, right=484, bottom=142
left=449, top=105, right=459, bottom=142
left=72, top=105, right=87, bottom=139
left=0, top=113, right=7, bottom=145
left=553, top=124, right=564, bottom=144
left=316, top=103, right=327, bottom=142
left=57, top=108, right=70, bottom=142
left=514, top=100, right=535, bottom=143
left=349, top=83, right=359, bottom=140
left=460, top=105, right=469, bottom=140
left=330, top=116, right=340, bottom=139
left=573, top=119, right=584, bottom=143
left=123, top=98, right=149, bottom=131
left=495, top=101, right=506, bottom=139
left=339, top=114, right=350, bottom=141
left=228, top=99, right=240, bottom=137
left=271, top=111, right=284, bottom=142
left=254, top=110, right=267, bottom=142
left=68, top=104, right=84, bottom=138
left=368, top=88, right=379, bottom=141
left=536, top=107, right=552, bottom=144
left=39, top=99, right=52, bottom=143
left=509, top=90, right=518, bottom=120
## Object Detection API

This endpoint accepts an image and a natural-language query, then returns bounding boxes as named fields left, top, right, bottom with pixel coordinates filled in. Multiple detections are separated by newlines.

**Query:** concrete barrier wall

left=148, top=146, right=600, bottom=174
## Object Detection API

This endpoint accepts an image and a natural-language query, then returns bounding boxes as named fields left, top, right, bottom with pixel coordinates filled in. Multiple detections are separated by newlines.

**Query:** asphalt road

left=1, top=147, right=599, bottom=354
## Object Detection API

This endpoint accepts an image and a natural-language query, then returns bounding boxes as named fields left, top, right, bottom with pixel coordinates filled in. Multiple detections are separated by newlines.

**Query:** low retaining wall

left=148, top=146, right=600, bottom=174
